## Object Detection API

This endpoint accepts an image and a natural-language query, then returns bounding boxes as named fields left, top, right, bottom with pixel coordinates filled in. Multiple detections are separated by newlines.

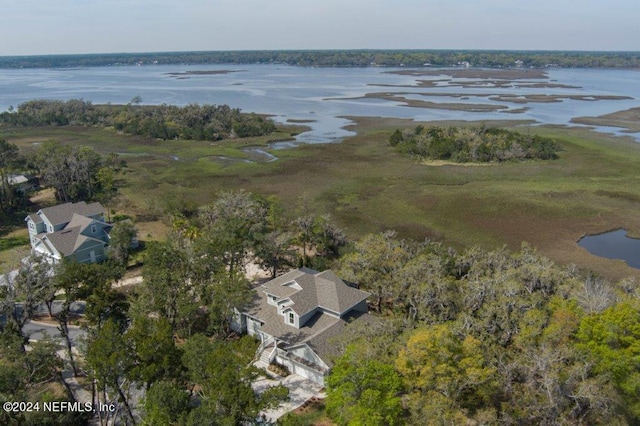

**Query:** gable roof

left=42, top=226, right=106, bottom=257
left=66, top=213, right=112, bottom=236
left=28, top=213, right=43, bottom=224
left=262, top=268, right=370, bottom=317
left=243, top=286, right=378, bottom=366
left=28, top=202, right=110, bottom=259
left=37, top=201, right=104, bottom=226
left=244, top=289, right=342, bottom=346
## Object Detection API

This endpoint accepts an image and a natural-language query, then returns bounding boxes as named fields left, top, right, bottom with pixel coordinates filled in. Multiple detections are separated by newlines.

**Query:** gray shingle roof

left=28, top=213, right=43, bottom=224
left=241, top=269, right=377, bottom=370
left=43, top=226, right=107, bottom=256
left=38, top=201, right=104, bottom=227
left=305, top=312, right=381, bottom=366
left=29, top=202, right=109, bottom=259
left=43, top=227, right=80, bottom=256
left=243, top=283, right=378, bottom=366
left=243, top=289, right=342, bottom=346
left=261, top=268, right=370, bottom=317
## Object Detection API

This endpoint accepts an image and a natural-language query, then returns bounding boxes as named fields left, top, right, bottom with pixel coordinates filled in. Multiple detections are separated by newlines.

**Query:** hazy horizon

left=2, top=47, right=640, bottom=59
left=2, top=1, right=639, bottom=56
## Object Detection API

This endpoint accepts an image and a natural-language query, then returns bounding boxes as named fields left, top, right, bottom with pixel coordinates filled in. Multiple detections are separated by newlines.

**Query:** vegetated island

left=385, top=68, right=550, bottom=79
left=0, top=99, right=277, bottom=140
left=571, top=107, right=640, bottom=133
left=389, top=125, right=560, bottom=163
left=369, top=92, right=631, bottom=104
left=332, top=92, right=509, bottom=112
left=165, top=70, right=242, bottom=78
left=1, top=49, right=639, bottom=69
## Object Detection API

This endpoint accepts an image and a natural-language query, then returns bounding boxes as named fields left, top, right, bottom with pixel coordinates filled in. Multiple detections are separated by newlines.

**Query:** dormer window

left=271, top=295, right=278, bottom=302
left=288, top=312, right=294, bottom=324
left=48, top=225, right=53, bottom=232
left=283, top=280, right=302, bottom=290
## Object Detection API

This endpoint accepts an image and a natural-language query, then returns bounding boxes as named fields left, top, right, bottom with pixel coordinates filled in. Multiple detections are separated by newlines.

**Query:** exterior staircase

left=259, top=342, right=275, bottom=364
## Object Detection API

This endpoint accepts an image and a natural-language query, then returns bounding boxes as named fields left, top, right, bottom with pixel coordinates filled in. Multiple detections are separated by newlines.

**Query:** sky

left=1, top=0, right=639, bottom=56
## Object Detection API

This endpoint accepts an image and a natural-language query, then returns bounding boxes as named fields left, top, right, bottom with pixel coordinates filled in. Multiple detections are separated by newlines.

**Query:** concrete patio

left=252, top=361, right=325, bottom=422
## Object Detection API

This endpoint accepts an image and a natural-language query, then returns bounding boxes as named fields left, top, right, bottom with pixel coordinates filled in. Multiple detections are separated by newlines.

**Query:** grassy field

left=3, top=119, right=640, bottom=280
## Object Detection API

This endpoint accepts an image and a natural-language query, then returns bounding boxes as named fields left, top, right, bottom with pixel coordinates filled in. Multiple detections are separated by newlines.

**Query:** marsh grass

left=4, top=120, right=640, bottom=280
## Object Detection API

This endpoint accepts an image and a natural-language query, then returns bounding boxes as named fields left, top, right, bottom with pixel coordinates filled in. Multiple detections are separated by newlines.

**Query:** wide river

left=1, top=64, right=639, bottom=143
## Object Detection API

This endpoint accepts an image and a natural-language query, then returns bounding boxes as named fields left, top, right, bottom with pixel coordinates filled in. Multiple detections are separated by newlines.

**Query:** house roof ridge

left=296, top=315, right=346, bottom=346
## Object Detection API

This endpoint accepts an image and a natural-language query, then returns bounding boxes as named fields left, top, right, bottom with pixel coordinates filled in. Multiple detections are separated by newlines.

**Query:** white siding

left=246, top=317, right=262, bottom=337
left=275, top=355, right=325, bottom=385
left=288, top=345, right=329, bottom=370
left=230, top=309, right=247, bottom=333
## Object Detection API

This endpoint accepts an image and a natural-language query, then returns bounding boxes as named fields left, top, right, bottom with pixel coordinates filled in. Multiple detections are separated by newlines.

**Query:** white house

left=232, top=267, right=373, bottom=385
left=25, top=201, right=111, bottom=264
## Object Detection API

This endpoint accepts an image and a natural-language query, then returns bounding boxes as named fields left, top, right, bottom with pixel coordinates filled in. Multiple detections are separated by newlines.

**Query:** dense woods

left=2, top=186, right=639, bottom=424
left=389, top=125, right=560, bottom=162
left=1, top=50, right=639, bottom=69
left=0, top=99, right=277, bottom=141
left=326, top=232, right=640, bottom=425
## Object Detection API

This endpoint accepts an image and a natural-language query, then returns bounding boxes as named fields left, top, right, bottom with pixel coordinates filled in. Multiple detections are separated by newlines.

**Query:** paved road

left=0, top=301, right=88, bottom=343
left=22, top=301, right=86, bottom=342
left=23, top=319, right=85, bottom=343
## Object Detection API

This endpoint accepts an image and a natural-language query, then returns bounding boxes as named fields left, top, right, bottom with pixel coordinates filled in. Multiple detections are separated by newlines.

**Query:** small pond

left=578, top=229, right=640, bottom=269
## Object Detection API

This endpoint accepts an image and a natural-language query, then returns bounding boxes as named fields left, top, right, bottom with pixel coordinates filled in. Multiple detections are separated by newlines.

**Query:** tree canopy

left=390, top=125, right=560, bottom=163
left=0, top=99, right=276, bottom=141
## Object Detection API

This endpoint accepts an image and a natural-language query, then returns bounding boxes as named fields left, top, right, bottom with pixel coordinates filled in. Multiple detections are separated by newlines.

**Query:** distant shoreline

left=1, top=49, right=639, bottom=70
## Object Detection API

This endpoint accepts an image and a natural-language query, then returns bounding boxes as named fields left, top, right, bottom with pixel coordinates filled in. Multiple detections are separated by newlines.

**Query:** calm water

left=1, top=64, right=639, bottom=143
left=578, top=229, right=640, bottom=269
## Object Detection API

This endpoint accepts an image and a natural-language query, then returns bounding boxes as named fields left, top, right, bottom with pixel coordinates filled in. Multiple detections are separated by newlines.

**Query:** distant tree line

left=389, top=125, right=560, bottom=162
left=0, top=50, right=639, bottom=69
left=0, top=99, right=277, bottom=141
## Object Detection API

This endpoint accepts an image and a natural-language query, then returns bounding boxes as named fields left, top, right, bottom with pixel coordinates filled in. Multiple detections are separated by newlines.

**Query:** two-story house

left=25, top=201, right=112, bottom=264
left=232, top=267, right=373, bottom=385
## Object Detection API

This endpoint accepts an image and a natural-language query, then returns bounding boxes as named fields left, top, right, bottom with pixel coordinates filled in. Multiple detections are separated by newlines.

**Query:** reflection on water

left=0, top=65, right=639, bottom=144
left=578, top=229, right=640, bottom=269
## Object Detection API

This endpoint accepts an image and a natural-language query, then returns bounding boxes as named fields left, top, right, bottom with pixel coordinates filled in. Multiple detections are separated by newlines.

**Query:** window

left=48, top=225, right=53, bottom=232
left=271, top=295, right=277, bottom=302
left=288, top=312, right=294, bottom=324
left=91, top=224, right=97, bottom=234
left=29, top=222, right=34, bottom=229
